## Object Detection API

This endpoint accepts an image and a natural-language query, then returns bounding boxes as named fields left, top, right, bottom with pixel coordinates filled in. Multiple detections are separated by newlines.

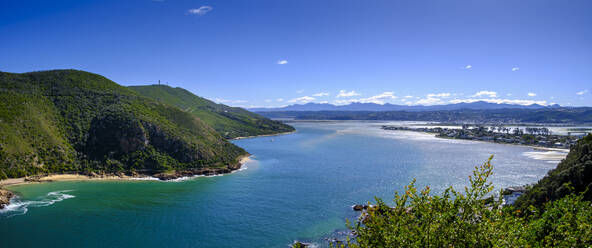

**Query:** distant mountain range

left=249, top=101, right=562, bottom=112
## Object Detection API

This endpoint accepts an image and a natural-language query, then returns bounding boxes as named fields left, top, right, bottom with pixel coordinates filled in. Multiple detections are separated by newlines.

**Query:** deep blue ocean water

left=0, top=121, right=563, bottom=247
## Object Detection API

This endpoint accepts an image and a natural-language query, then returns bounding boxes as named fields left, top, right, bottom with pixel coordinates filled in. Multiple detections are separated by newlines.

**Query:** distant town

left=381, top=125, right=590, bottom=149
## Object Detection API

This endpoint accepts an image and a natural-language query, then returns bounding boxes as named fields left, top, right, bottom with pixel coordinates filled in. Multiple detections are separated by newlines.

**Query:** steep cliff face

left=86, top=109, right=149, bottom=159
left=0, top=70, right=247, bottom=178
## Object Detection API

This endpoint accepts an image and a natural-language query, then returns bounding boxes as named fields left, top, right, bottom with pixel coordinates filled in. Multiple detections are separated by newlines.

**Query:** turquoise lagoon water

left=0, top=121, right=564, bottom=247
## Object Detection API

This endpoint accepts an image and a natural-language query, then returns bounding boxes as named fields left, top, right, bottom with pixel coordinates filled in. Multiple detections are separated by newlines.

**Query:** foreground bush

left=339, top=156, right=592, bottom=248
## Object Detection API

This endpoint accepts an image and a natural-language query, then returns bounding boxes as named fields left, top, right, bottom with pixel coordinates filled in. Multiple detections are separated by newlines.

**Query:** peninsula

left=381, top=125, right=586, bottom=149
left=0, top=70, right=292, bottom=183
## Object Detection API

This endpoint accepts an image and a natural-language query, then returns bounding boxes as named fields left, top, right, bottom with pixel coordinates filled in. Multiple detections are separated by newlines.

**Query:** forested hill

left=515, top=134, right=592, bottom=211
left=129, top=85, right=294, bottom=139
left=0, top=70, right=247, bottom=178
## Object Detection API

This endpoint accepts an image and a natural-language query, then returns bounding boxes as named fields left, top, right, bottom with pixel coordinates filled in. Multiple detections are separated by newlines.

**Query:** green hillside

left=129, top=85, right=294, bottom=139
left=514, top=134, right=592, bottom=212
left=0, top=70, right=247, bottom=178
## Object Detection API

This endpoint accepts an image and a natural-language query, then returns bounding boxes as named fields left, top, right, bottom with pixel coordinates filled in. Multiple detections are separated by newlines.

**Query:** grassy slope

left=129, top=85, right=294, bottom=139
left=0, top=70, right=246, bottom=178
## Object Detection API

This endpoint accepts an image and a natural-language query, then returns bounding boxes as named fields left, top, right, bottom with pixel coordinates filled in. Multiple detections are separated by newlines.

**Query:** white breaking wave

left=0, top=190, right=75, bottom=217
left=129, top=177, right=160, bottom=181
left=167, top=165, right=250, bottom=182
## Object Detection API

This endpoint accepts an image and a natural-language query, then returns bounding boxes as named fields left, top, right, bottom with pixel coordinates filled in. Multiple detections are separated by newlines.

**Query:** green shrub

left=339, top=156, right=592, bottom=247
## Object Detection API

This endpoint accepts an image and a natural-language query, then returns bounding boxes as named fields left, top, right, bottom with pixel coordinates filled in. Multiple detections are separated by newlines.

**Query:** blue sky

left=1, top=0, right=591, bottom=107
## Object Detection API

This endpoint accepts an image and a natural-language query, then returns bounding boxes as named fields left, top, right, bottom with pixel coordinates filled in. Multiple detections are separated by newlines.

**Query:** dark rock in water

left=0, top=189, right=15, bottom=209
left=353, top=204, right=367, bottom=211
left=153, top=172, right=182, bottom=180
left=292, top=241, right=309, bottom=248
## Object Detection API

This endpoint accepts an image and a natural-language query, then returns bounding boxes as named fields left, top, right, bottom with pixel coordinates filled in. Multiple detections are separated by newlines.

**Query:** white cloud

left=449, top=98, right=547, bottom=106
left=188, top=6, right=213, bottom=15
left=336, top=90, right=360, bottom=98
left=277, top=60, right=288, bottom=65
left=296, top=89, right=304, bottom=94
left=319, top=101, right=329, bottom=104
left=465, top=65, right=472, bottom=70
left=312, top=92, right=329, bottom=97
left=288, top=96, right=315, bottom=103
left=404, top=95, right=413, bottom=98
left=332, top=92, right=397, bottom=105
left=276, top=98, right=284, bottom=102
left=512, top=67, right=520, bottom=72
left=576, top=90, right=588, bottom=95
left=528, top=92, right=536, bottom=97
left=507, top=93, right=512, bottom=96
left=264, top=99, right=272, bottom=103
left=472, top=91, right=497, bottom=98
left=426, top=93, right=451, bottom=98
left=364, top=92, right=396, bottom=103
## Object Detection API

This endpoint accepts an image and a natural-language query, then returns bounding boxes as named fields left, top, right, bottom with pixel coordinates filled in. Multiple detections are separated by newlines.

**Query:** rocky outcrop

left=152, top=167, right=235, bottom=180
left=0, top=189, right=14, bottom=209
left=151, top=154, right=248, bottom=180
left=292, top=241, right=310, bottom=248
left=353, top=204, right=367, bottom=211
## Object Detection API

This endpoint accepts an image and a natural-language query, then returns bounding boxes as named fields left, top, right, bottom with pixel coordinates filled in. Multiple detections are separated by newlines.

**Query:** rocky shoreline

left=0, top=189, right=14, bottom=209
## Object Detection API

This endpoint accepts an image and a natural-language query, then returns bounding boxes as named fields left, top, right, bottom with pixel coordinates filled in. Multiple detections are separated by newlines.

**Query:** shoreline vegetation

left=0, top=128, right=292, bottom=190
left=381, top=125, right=583, bottom=149
left=0, top=155, right=252, bottom=209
